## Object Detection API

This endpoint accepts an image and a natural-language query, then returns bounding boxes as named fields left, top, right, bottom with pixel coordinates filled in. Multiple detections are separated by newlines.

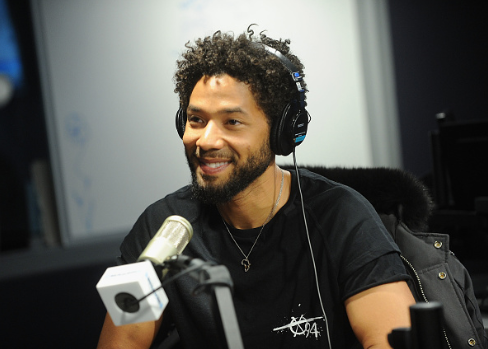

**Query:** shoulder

left=288, top=168, right=400, bottom=256
left=120, top=185, right=203, bottom=262
left=142, top=185, right=201, bottom=223
left=292, top=168, right=373, bottom=213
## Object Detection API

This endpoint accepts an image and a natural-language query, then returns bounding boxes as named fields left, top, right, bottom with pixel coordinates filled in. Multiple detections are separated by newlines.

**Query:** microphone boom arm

left=164, top=255, right=245, bottom=349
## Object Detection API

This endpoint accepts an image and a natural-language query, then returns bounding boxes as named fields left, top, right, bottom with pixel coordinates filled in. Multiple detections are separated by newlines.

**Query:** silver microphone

left=138, top=215, right=193, bottom=265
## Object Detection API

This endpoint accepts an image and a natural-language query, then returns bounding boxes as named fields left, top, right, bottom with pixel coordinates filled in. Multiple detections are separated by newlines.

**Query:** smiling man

left=97, top=27, right=415, bottom=349
left=184, top=74, right=274, bottom=208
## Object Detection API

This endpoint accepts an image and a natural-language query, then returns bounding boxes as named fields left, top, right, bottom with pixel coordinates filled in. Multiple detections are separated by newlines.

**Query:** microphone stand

left=164, top=255, right=245, bottom=349
left=388, top=302, right=446, bottom=349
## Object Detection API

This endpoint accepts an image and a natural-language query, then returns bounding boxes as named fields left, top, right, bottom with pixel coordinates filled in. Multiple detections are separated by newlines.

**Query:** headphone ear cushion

left=271, top=102, right=309, bottom=156
left=175, top=108, right=186, bottom=139
left=271, top=103, right=294, bottom=156
left=271, top=104, right=288, bottom=156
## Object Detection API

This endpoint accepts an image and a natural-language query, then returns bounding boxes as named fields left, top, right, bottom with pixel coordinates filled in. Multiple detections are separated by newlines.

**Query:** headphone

left=175, top=43, right=310, bottom=156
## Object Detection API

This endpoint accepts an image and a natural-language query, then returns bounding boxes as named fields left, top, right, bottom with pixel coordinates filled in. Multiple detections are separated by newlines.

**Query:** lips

left=199, top=159, right=231, bottom=175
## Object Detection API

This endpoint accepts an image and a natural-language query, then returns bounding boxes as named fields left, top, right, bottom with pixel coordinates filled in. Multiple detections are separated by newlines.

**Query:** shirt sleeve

left=341, top=251, right=410, bottom=301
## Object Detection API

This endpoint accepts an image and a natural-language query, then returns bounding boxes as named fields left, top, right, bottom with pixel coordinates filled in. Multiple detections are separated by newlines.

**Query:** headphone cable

left=292, top=150, right=332, bottom=349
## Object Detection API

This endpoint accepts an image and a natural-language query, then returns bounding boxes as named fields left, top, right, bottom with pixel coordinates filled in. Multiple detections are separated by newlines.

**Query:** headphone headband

left=257, top=44, right=306, bottom=108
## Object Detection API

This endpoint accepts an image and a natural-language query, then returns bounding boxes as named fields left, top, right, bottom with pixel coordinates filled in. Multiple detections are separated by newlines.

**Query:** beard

left=186, top=140, right=274, bottom=205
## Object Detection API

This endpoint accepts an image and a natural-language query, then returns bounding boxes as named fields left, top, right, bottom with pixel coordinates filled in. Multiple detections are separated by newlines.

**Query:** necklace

left=221, top=169, right=284, bottom=272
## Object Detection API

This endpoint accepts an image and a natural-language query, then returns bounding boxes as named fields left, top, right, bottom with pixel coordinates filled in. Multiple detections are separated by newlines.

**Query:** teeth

left=206, top=162, right=228, bottom=168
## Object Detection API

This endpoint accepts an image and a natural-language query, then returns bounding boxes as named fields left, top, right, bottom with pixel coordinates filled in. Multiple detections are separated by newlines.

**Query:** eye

left=227, top=119, right=242, bottom=126
left=187, top=114, right=204, bottom=125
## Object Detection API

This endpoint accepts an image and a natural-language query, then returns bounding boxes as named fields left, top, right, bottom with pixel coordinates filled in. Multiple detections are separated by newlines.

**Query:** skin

left=97, top=313, right=162, bottom=349
left=345, top=282, right=415, bottom=348
left=97, top=74, right=415, bottom=349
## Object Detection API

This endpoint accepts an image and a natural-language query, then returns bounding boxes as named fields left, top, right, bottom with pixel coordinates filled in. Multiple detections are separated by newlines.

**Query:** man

left=97, top=27, right=415, bottom=349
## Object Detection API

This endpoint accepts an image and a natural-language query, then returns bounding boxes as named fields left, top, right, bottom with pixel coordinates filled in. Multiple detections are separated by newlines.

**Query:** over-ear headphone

left=175, top=43, right=310, bottom=156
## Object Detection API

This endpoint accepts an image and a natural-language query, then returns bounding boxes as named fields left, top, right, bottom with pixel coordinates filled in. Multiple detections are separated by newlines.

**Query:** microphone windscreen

left=138, top=215, right=193, bottom=265
left=158, top=215, right=193, bottom=254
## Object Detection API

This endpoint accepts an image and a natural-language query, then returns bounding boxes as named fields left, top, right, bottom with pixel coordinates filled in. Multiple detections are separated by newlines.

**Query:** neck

left=217, top=164, right=290, bottom=229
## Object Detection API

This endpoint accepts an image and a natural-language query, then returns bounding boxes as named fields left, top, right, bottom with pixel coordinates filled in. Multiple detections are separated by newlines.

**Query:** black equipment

left=388, top=302, right=446, bottom=349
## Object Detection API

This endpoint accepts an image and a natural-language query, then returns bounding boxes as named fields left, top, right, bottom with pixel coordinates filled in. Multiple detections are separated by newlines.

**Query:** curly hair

left=173, top=25, right=307, bottom=126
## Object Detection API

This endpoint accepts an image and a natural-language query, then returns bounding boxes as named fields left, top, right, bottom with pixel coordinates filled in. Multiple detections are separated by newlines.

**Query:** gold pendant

left=241, top=258, right=251, bottom=272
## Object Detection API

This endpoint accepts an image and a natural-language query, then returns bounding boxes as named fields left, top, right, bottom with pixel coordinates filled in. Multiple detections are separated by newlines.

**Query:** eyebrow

left=187, top=105, right=202, bottom=113
left=187, top=105, right=247, bottom=115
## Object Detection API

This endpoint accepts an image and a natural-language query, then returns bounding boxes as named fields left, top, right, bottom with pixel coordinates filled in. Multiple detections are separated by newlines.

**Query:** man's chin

left=191, top=183, right=233, bottom=205
left=199, top=173, right=220, bottom=183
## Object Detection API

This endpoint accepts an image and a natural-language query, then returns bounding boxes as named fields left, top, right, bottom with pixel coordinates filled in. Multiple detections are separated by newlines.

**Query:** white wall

left=31, top=0, right=399, bottom=244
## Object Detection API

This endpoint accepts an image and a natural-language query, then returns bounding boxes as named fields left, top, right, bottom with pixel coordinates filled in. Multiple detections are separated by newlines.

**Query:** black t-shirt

left=120, top=169, right=409, bottom=349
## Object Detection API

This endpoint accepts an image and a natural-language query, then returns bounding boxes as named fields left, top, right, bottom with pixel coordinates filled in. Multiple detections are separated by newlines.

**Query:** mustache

left=194, top=148, right=235, bottom=160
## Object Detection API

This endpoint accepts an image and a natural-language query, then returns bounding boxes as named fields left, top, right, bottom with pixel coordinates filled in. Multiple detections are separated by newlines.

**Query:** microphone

left=138, top=215, right=193, bottom=265
left=96, top=215, right=193, bottom=326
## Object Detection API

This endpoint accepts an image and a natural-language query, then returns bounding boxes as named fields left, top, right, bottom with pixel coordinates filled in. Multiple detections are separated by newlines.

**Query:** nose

left=195, top=120, right=225, bottom=151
